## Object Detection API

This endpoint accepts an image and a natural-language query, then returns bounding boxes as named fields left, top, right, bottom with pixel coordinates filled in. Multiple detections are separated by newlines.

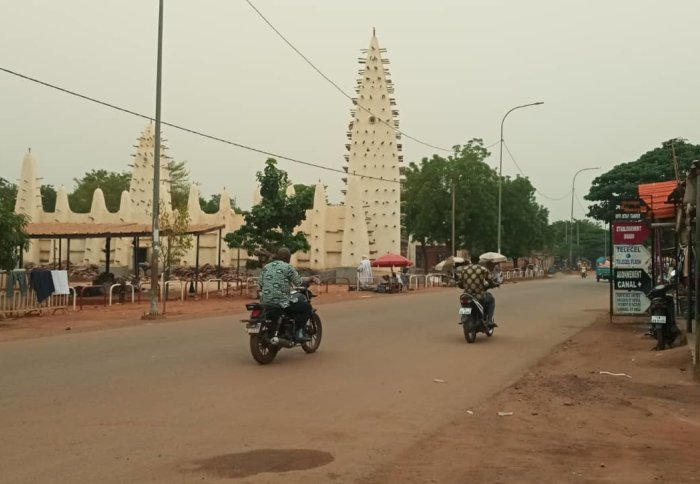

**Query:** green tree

left=0, top=204, right=29, bottom=271
left=0, top=180, right=58, bottom=213
left=40, top=185, right=57, bottom=212
left=0, top=178, right=18, bottom=212
left=168, top=160, right=190, bottom=211
left=67, top=161, right=190, bottom=213
left=224, top=159, right=310, bottom=264
left=450, top=140, right=499, bottom=254
left=159, top=206, right=194, bottom=273
left=293, top=183, right=316, bottom=211
left=403, top=154, right=451, bottom=271
left=199, top=193, right=240, bottom=214
left=501, top=176, right=549, bottom=257
left=69, top=169, right=131, bottom=213
left=585, top=138, right=700, bottom=221
left=546, top=219, right=605, bottom=264
left=403, top=139, right=500, bottom=264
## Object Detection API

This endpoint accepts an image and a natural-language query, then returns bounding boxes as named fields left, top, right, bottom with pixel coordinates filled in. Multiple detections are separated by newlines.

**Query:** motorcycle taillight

left=460, top=294, right=471, bottom=306
left=250, top=308, right=262, bottom=318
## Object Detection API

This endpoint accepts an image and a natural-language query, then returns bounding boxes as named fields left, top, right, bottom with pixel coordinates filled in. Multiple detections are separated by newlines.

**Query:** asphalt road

left=0, top=275, right=608, bottom=484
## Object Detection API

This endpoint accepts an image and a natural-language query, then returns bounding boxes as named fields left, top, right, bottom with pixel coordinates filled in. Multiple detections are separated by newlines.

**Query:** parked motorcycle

left=241, top=283, right=322, bottom=364
left=458, top=288, right=496, bottom=343
left=646, top=277, right=680, bottom=351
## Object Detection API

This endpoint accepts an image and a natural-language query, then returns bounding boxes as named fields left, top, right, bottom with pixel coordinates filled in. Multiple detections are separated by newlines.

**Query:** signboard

left=614, top=199, right=651, bottom=221
left=614, top=268, right=652, bottom=293
left=611, top=199, right=653, bottom=315
left=612, top=222, right=650, bottom=245
left=613, top=291, right=650, bottom=314
left=612, top=245, right=651, bottom=269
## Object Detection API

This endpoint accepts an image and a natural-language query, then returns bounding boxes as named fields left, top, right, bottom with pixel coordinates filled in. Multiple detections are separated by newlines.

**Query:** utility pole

left=451, top=182, right=456, bottom=257
left=148, top=0, right=164, bottom=317
left=695, top=164, right=700, bottom=380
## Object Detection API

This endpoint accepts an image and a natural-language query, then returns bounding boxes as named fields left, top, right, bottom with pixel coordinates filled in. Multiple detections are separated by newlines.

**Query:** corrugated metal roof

left=26, top=223, right=225, bottom=238
left=638, top=181, right=678, bottom=220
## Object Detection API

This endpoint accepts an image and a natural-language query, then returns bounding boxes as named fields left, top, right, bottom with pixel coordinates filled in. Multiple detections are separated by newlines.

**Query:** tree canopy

left=546, top=219, right=606, bottom=265
left=199, top=193, right=240, bottom=214
left=0, top=177, right=17, bottom=213
left=159, top=206, right=193, bottom=272
left=292, top=183, right=316, bottom=211
left=500, top=176, right=549, bottom=257
left=403, top=139, right=549, bottom=265
left=40, top=185, right=57, bottom=212
left=67, top=160, right=191, bottom=213
left=68, top=169, right=131, bottom=213
left=0, top=203, right=29, bottom=271
left=224, top=159, right=310, bottom=263
left=168, top=160, right=190, bottom=211
left=585, top=139, right=700, bottom=221
left=1, top=178, right=57, bottom=213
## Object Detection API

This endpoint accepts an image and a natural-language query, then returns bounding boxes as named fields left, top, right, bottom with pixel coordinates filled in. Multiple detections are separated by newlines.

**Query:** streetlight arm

left=500, top=101, right=545, bottom=143
left=496, top=101, right=544, bottom=253
left=569, top=166, right=601, bottom=267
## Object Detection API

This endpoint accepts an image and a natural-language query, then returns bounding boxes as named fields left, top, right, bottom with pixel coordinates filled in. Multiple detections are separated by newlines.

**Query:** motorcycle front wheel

left=302, top=313, right=323, bottom=354
left=250, top=326, right=279, bottom=364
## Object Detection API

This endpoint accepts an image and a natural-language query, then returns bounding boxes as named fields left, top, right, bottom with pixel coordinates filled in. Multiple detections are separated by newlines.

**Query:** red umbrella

left=371, top=253, right=413, bottom=268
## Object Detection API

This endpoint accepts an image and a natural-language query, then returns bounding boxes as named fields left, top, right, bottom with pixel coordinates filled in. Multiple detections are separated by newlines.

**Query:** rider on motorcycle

left=259, top=247, right=312, bottom=342
left=458, top=255, right=498, bottom=328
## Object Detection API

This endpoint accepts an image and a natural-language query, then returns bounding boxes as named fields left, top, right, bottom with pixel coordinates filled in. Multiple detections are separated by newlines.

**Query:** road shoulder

left=361, top=313, right=700, bottom=484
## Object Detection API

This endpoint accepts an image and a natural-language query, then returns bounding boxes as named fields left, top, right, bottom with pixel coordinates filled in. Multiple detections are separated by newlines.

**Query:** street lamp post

left=569, top=167, right=600, bottom=268
left=497, top=102, right=544, bottom=253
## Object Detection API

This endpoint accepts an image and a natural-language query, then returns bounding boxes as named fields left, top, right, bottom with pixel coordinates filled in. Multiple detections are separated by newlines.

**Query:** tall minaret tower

left=128, top=123, right=173, bottom=221
left=341, top=30, right=402, bottom=263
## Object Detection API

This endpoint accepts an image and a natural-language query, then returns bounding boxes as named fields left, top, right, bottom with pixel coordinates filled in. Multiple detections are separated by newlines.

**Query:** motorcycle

left=458, top=286, right=496, bottom=343
left=646, top=276, right=680, bottom=351
left=580, top=268, right=587, bottom=279
left=241, top=283, right=323, bottom=364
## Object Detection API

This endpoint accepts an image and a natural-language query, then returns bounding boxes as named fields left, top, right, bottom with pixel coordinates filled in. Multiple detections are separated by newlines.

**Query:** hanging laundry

left=5, top=269, right=28, bottom=298
left=29, top=270, right=55, bottom=303
left=50, top=270, right=70, bottom=295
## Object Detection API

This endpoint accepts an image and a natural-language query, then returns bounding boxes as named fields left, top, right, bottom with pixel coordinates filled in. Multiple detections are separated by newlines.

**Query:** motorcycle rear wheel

left=250, top=329, right=279, bottom=364
left=655, top=323, right=665, bottom=350
left=464, top=321, right=477, bottom=343
left=302, top=313, right=323, bottom=354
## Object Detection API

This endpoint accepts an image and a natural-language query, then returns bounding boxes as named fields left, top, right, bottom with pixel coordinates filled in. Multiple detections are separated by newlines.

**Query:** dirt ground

left=0, top=283, right=446, bottom=342
left=363, top=314, right=700, bottom=484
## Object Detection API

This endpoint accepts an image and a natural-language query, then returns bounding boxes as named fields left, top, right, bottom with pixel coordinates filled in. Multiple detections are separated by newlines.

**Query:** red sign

left=613, top=222, right=650, bottom=245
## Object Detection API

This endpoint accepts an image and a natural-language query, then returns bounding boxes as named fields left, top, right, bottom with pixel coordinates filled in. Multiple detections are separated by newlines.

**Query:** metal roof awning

left=26, top=222, right=226, bottom=239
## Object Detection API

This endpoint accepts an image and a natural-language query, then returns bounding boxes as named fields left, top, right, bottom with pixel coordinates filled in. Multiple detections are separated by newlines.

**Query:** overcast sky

left=2, top=0, right=699, bottom=222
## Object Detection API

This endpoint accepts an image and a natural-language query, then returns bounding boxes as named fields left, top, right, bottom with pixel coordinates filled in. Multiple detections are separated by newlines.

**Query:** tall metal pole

left=497, top=101, right=544, bottom=253
left=569, top=167, right=600, bottom=268
left=603, top=223, right=607, bottom=258
left=451, top=182, right=456, bottom=257
left=695, top=167, right=700, bottom=380
left=149, top=0, right=164, bottom=316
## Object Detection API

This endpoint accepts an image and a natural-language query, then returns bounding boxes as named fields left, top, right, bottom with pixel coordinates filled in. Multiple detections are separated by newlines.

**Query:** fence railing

left=0, top=271, right=74, bottom=318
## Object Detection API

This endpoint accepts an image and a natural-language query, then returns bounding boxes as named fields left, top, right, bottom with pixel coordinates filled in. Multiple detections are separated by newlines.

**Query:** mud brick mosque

left=14, top=32, right=403, bottom=271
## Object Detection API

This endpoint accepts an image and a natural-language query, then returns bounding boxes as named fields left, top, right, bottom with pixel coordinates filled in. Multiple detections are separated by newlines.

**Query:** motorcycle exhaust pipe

left=270, top=336, right=294, bottom=348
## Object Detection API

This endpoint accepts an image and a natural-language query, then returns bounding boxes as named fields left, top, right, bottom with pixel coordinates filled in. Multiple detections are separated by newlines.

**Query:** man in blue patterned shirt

left=259, top=247, right=312, bottom=341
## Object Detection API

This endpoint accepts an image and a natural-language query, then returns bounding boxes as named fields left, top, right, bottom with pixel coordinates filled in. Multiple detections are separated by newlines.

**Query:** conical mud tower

left=342, top=30, right=402, bottom=262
